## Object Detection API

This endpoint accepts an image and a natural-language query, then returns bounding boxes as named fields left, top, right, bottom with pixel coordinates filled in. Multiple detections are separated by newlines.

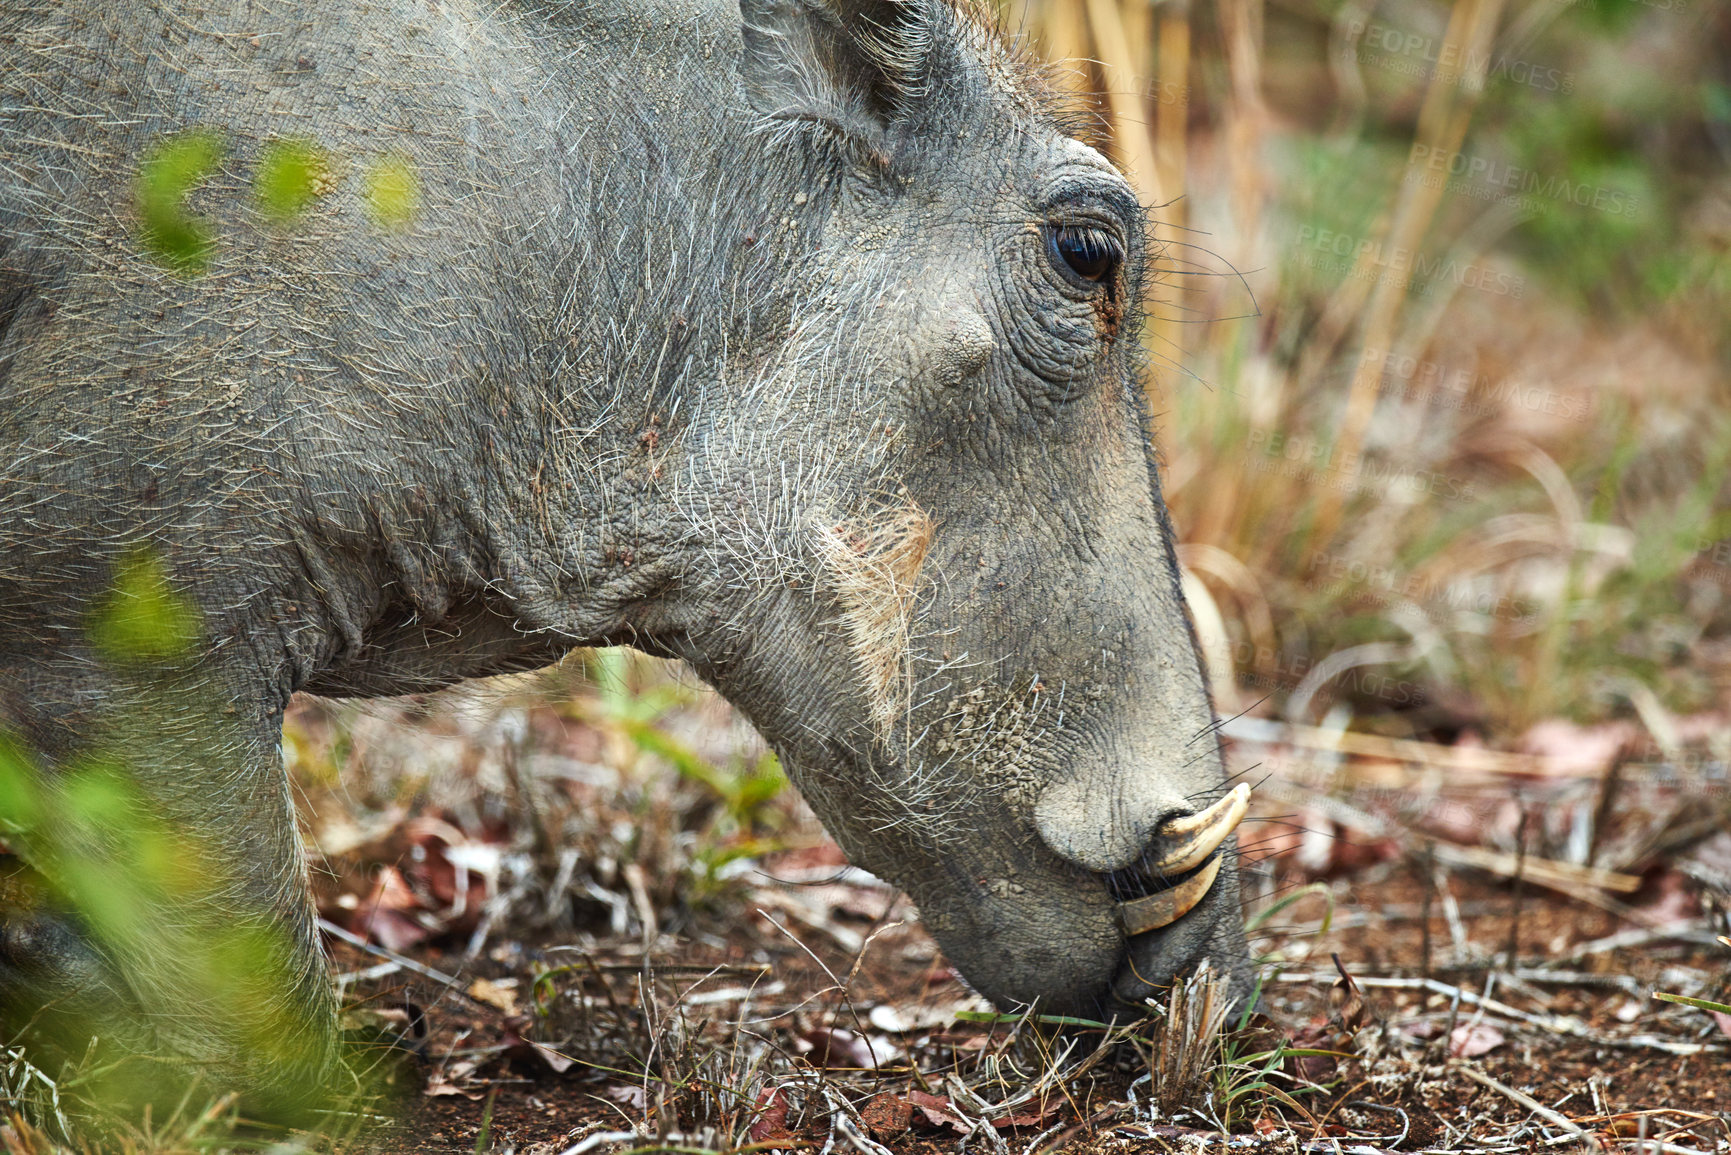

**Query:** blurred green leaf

left=88, top=548, right=202, bottom=664
left=1653, top=991, right=1731, bottom=1015
left=256, top=138, right=329, bottom=221
left=135, top=129, right=226, bottom=273
left=954, top=1009, right=1111, bottom=1028
left=364, top=155, right=420, bottom=229
left=0, top=731, right=40, bottom=833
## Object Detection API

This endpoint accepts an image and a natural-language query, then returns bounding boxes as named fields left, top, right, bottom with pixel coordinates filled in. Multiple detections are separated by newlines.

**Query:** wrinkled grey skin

left=0, top=0, right=1247, bottom=1104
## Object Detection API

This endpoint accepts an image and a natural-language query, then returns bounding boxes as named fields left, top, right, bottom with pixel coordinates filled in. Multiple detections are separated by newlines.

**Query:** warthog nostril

left=1104, top=783, right=1250, bottom=935
left=1149, top=782, right=1250, bottom=875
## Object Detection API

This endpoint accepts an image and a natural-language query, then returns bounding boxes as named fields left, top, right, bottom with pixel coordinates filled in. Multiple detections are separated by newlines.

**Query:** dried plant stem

left=1190, top=0, right=1266, bottom=549
left=1150, top=0, right=1192, bottom=380
left=1504, top=807, right=1529, bottom=969
left=1457, top=1067, right=1589, bottom=1138
left=1083, top=0, right=1160, bottom=210
left=1154, top=0, right=1190, bottom=226
left=1039, top=0, right=1094, bottom=97
left=1081, top=0, right=1174, bottom=397
left=1311, top=0, right=1511, bottom=546
left=1143, top=964, right=1229, bottom=1117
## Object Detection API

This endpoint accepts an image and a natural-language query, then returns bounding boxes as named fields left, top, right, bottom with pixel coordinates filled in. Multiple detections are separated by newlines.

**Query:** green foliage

left=0, top=730, right=42, bottom=834
left=1652, top=990, right=1731, bottom=1015
left=87, top=549, right=201, bottom=665
left=0, top=747, right=327, bottom=1115
left=1210, top=1034, right=1337, bottom=1131
left=1195, top=973, right=1337, bottom=1131
left=363, top=155, right=420, bottom=229
left=255, top=138, right=329, bottom=221
left=134, top=129, right=226, bottom=273
left=0, top=557, right=392, bottom=1135
left=582, top=650, right=788, bottom=898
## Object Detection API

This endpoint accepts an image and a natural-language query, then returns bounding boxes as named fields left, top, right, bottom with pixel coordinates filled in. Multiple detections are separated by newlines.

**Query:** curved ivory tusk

left=1116, top=855, right=1224, bottom=936
left=1150, top=782, right=1251, bottom=875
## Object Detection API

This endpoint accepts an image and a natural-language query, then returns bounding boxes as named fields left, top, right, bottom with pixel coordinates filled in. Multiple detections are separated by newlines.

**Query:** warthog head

left=639, top=0, right=1253, bottom=1017
left=0, top=0, right=1248, bottom=1099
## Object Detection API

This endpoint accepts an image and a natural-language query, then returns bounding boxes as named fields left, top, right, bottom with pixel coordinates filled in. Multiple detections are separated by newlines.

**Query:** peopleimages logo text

left=1295, top=225, right=1526, bottom=300
left=1347, top=19, right=1573, bottom=92
left=1405, top=145, right=1641, bottom=217
left=1246, top=428, right=1479, bottom=502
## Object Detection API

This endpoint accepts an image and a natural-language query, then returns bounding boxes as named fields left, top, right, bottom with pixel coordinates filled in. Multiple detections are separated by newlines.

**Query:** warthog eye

left=1046, top=224, right=1122, bottom=284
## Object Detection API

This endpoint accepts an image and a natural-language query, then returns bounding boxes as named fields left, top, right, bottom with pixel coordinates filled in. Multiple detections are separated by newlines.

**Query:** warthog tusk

left=1116, top=855, right=1224, bottom=936
left=1150, top=782, right=1251, bottom=876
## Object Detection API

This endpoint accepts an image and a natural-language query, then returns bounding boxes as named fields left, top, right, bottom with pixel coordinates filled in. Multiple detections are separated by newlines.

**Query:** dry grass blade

left=1313, top=0, right=1513, bottom=546
left=1456, top=1067, right=1586, bottom=1138
left=1138, top=964, right=1231, bottom=1118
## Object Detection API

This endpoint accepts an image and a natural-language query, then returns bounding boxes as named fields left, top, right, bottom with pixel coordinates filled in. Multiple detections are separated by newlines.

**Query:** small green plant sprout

left=255, top=138, right=331, bottom=222
left=1205, top=970, right=1342, bottom=1132
left=86, top=548, right=202, bottom=665
left=1652, top=991, right=1731, bottom=1016
left=1654, top=934, right=1731, bottom=1023
left=574, top=649, right=788, bottom=894
left=1244, top=881, right=1335, bottom=944
left=363, top=154, right=420, bottom=229
left=134, top=129, right=226, bottom=273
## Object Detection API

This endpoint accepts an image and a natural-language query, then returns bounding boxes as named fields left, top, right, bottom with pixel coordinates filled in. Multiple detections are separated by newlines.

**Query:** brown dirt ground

left=339, top=865, right=1730, bottom=1154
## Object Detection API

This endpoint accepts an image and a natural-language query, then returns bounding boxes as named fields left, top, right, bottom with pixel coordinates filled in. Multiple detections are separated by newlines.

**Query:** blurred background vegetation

left=1004, top=0, right=1731, bottom=744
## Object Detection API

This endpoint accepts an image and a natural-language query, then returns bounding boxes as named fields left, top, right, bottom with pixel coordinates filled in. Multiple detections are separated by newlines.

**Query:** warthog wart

left=0, top=0, right=1251, bottom=1109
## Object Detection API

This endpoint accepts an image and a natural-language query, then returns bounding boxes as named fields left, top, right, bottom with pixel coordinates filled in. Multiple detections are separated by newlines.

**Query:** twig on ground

left=319, top=916, right=489, bottom=1008
left=1272, top=971, right=1725, bottom=1054
left=1457, top=1066, right=1591, bottom=1142
left=1220, top=717, right=1547, bottom=775
left=623, top=863, right=657, bottom=949
left=1542, top=926, right=1725, bottom=968
left=540, top=949, right=774, bottom=979
left=1348, top=1101, right=1411, bottom=1147
left=555, top=1130, right=642, bottom=1155
left=1435, top=863, right=1474, bottom=966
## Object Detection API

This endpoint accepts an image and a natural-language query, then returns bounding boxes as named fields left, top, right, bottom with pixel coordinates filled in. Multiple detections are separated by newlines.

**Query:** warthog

left=0, top=0, right=1250, bottom=1110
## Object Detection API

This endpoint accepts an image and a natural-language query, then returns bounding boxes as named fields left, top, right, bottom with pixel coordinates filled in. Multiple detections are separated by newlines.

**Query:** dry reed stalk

left=1154, top=0, right=1190, bottom=226
left=1187, top=0, right=1269, bottom=550
left=1118, top=0, right=1152, bottom=87
left=1310, top=0, right=1511, bottom=547
left=1080, top=0, right=1162, bottom=201
left=1146, top=0, right=1192, bottom=385
left=1038, top=0, right=1096, bottom=98
left=1218, top=714, right=1554, bottom=775
left=1082, top=0, right=1181, bottom=403
left=1141, top=963, right=1230, bottom=1118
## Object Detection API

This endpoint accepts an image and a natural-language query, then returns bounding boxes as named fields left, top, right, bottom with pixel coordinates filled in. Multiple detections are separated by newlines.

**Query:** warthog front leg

left=0, top=666, right=338, bottom=1119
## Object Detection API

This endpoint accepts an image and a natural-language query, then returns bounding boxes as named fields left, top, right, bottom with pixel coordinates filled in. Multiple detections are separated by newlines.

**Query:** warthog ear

left=739, top=0, right=940, bottom=152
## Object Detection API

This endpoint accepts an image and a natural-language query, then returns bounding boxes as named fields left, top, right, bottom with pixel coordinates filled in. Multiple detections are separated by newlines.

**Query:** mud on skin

left=0, top=0, right=1251, bottom=1110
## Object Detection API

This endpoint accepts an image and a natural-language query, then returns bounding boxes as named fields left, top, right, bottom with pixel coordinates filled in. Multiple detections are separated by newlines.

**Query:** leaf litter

left=252, top=660, right=1731, bottom=1155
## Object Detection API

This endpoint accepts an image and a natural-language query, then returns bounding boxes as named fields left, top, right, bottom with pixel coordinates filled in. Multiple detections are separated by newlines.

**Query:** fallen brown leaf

left=423, top=1059, right=483, bottom=1099
left=468, top=977, right=519, bottom=1015
left=749, top=1086, right=793, bottom=1144
left=907, top=1090, right=973, bottom=1136
left=1448, top=1022, right=1505, bottom=1057
left=859, top=1093, right=913, bottom=1139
